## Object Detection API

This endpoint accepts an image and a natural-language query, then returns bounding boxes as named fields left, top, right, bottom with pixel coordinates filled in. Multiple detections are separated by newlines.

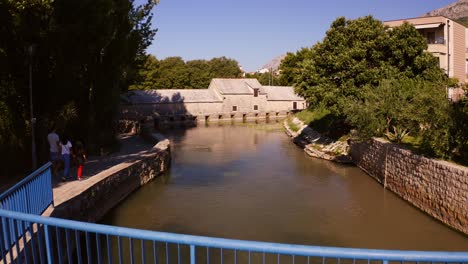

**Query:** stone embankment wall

left=350, top=138, right=468, bottom=235
left=51, top=131, right=171, bottom=223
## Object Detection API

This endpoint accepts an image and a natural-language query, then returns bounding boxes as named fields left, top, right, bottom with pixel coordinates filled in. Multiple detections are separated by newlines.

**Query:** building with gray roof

left=120, top=78, right=306, bottom=122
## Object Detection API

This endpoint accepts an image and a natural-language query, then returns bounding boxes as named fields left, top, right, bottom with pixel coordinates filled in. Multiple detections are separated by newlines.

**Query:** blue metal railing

left=1, top=163, right=468, bottom=264
left=1, top=209, right=468, bottom=264
left=0, top=162, right=54, bottom=261
left=0, top=162, right=54, bottom=215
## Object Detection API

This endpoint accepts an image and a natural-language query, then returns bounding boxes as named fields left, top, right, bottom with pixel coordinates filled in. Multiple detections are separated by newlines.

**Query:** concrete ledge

left=48, top=135, right=171, bottom=223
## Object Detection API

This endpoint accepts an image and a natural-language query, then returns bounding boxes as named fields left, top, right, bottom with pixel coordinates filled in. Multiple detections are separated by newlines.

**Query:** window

left=232, top=106, right=237, bottom=111
left=254, top=105, right=258, bottom=110
left=254, top=89, right=258, bottom=97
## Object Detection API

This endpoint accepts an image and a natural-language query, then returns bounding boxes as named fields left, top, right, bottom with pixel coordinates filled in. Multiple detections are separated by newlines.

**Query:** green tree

left=187, top=59, right=211, bottom=88
left=450, top=89, right=468, bottom=163
left=0, top=0, right=157, bottom=175
left=207, top=57, right=242, bottom=79
left=290, top=16, right=445, bottom=114
left=154, top=57, right=189, bottom=88
left=129, top=55, right=160, bottom=90
left=130, top=56, right=242, bottom=89
left=344, top=79, right=449, bottom=141
left=278, top=48, right=313, bottom=86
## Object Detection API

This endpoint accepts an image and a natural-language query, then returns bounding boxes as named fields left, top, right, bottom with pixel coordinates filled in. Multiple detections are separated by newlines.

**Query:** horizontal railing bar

left=1, top=209, right=467, bottom=262
left=0, top=163, right=52, bottom=201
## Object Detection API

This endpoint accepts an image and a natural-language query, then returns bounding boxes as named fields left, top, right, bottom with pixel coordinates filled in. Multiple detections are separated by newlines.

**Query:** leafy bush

left=449, top=89, right=468, bottom=164
left=385, top=126, right=410, bottom=143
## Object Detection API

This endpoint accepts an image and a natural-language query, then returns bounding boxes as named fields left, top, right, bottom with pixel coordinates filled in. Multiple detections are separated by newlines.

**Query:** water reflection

left=101, top=124, right=468, bottom=251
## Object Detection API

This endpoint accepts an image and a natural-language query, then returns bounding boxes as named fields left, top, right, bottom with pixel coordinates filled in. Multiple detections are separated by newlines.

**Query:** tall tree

left=285, top=16, right=445, bottom=114
left=0, top=0, right=157, bottom=175
left=130, top=56, right=242, bottom=89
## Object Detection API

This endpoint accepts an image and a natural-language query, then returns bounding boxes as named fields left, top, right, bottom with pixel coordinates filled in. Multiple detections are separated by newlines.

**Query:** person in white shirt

left=47, top=125, right=60, bottom=161
left=60, top=136, right=72, bottom=180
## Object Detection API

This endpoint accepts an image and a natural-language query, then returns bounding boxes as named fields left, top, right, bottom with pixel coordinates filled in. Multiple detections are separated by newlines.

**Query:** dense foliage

left=130, top=55, right=242, bottom=89
left=450, top=91, right=468, bottom=163
left=0, top=0, right=157, bottom=175
left=285, top=16, right=445, bottom=114
left=282, top=16, right=467, bottom=161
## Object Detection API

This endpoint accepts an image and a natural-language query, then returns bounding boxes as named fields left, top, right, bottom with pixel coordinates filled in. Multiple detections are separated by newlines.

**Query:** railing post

left=44, top=225, right=53, bottom=264
left=190, top=245, right=196, bottom=264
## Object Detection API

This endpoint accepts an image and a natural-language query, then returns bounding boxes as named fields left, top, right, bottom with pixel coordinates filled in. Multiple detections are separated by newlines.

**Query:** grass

left=401, top=135, right=422, bottom=151
left=295, top=107, right=350, bottom=140
left=295, top=107, right=330, bottom=125
left=286, top=117, right=300, bottom=132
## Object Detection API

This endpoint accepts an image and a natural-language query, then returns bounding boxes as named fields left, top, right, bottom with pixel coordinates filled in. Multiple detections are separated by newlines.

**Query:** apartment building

left=385, top=16, right=468, bottom=84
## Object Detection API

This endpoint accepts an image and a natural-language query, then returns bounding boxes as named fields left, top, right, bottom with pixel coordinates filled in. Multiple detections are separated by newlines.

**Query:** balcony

left=427, top=43, right=447, bottom=54
left=427, top=37, right=445, bottom=44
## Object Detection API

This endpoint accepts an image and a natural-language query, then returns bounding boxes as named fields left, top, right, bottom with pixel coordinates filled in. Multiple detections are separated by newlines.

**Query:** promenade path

left=43, top=134, right=153, bottom=216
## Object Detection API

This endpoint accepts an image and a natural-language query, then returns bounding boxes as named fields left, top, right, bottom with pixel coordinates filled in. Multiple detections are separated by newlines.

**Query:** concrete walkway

left=45, top=134, right=154, bottom=214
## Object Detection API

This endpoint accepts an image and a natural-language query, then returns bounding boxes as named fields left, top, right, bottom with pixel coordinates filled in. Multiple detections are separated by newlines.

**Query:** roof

left=384, top=16, right=467, bottom=30
left=262, top=86, right=305, bottom=101
left=123, top=89, right=222, bottom=104
left=210, top=78, right=263, bottom=94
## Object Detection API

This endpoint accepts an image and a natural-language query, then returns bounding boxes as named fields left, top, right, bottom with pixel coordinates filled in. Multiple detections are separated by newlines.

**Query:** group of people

left=47, top=125, right=87, bottom=181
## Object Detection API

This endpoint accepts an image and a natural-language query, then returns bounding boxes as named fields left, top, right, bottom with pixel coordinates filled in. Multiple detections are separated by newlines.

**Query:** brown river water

left=101, top=123, right=468, bottom=251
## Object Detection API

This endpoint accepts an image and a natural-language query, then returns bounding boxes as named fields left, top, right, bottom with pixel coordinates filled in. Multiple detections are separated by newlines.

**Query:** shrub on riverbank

left=295, top=107, right=350, bottom=141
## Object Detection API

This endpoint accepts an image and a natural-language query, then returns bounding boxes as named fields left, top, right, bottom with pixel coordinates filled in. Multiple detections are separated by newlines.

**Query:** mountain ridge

left=425, top=0, right=468, bottom=26
left=258, top=54, right=286, bottom=72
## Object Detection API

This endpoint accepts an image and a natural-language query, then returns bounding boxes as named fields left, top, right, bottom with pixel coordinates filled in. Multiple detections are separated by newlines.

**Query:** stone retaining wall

left=350, top=138, right=468, bottom=234
left=50, top=135, right=171, bottom=223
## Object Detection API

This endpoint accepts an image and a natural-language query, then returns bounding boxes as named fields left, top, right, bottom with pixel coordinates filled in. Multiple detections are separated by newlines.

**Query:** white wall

left=266, top=101, right=306, bottom=112
left=221, top=94, right=268, bottom=113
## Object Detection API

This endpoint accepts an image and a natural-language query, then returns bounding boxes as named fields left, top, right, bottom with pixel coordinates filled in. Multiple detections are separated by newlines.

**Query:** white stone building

left=120, top=78, right=306, bottom=122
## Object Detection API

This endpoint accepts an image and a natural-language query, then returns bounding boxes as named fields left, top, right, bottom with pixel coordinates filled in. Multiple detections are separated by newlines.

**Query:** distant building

left=384, top=16, right=468, bottom=84
left=120, top=78, right=306, bottom=122
left=238, top=64, right=246, bottom=77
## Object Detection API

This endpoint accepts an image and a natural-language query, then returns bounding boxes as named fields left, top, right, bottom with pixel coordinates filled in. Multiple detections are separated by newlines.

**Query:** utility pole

left=271, top=67, right=274, bottom=86
left=268, top=67, right=272, bottom=86
left=29, top=45, right=37, bottom=169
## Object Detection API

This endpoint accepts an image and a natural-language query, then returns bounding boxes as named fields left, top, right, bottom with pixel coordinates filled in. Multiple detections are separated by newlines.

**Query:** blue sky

left=139, top=0, right=456, bottom=72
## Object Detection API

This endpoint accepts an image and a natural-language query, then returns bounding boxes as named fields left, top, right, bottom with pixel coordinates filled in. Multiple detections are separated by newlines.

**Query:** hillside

left=425, top=0, right=468, bottom=26
left=259, top=54, right=286, bottom=72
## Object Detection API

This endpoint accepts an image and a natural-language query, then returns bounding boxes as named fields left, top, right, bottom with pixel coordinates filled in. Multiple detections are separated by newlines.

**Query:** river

left=101, top=123, right=468, bottom=251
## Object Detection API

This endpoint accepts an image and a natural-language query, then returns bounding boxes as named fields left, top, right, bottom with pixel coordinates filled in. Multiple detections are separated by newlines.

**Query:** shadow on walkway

left=51, top=134, right=154, bottom=187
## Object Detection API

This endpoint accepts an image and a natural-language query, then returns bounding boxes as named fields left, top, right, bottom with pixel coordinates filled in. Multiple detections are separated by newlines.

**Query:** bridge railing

left=0, top=162, right=54, bottom=260
left=0, top=162, right=54, bottom=215
left=1, top=208, right=468, bottom=264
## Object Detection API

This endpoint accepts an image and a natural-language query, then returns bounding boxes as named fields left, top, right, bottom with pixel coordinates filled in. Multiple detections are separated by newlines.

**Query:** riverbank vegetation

left=0, top=0, right=157, bottom=176
left=282, top=16, right=468, bottom=164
